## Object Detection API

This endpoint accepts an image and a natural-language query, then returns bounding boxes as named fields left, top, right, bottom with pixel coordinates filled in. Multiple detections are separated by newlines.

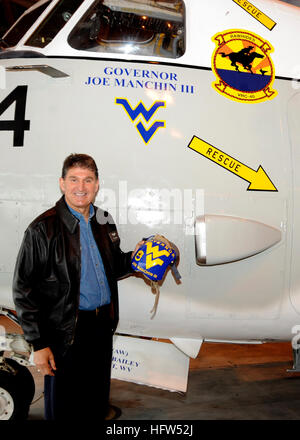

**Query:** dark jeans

left=44, top=305, right=113, bottom=420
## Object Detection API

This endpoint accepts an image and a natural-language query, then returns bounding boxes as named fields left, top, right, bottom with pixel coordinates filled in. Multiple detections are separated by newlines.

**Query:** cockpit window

left=25, top=0, right=84, bottom=48
left=68, top=0, right=185, bottom=59
left=1, top=1, right=51, bottom=48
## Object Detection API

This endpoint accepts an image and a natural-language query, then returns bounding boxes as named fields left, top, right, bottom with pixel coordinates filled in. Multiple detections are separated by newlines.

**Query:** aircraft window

left=25, top=0, right=84, bottom=48
left=68, top=0, right=185, bottom=59
left=1, top=1, right=51, bottom=48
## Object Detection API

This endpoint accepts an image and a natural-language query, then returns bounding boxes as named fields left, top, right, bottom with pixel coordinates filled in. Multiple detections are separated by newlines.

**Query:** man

left=13, top=154, right=143, bottom=420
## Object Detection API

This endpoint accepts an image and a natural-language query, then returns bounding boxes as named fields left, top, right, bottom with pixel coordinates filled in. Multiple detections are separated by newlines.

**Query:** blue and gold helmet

left=131, top=235, right=180, bottom=282
left=131, top=235, right=181, bottom=319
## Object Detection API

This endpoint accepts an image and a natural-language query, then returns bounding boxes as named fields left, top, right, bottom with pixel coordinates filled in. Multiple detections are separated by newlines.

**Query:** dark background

left=0, top=0, right=38, bottom=36
left=0, top=0, right=300, bottom=38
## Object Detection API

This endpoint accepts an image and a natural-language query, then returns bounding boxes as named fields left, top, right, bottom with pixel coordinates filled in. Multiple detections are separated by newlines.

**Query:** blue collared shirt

left=67, top=203, right=111, bottom=310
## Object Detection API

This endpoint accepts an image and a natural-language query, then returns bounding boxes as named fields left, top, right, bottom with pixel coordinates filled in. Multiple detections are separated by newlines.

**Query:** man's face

left=59, top=166, right=99, bottom=213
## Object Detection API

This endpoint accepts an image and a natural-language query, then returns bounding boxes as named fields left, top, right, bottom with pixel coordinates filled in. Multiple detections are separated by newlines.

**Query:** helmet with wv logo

left=131, top=235, right=181, bottom=319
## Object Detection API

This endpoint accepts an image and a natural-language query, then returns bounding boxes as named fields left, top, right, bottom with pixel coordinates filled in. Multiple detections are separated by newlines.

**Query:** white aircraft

left=1, top=0, right=300, bottom=420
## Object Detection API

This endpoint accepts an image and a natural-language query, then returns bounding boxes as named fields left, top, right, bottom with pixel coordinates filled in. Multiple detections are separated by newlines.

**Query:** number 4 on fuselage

left=0, top=86, right=30, bottom=147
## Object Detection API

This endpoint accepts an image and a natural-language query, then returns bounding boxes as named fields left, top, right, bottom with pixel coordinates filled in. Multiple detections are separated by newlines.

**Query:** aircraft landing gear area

left=0, top=358, right=35, bottom=420
left=2, top=314, right=300, bottom=420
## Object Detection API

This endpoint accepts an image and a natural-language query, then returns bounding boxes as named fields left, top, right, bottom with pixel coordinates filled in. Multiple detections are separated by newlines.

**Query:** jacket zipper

left=70, top=244, right=81, bottom=345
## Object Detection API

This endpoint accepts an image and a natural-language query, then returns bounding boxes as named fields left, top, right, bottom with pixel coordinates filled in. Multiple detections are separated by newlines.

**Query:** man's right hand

left=34, top=347, right=57, bottom=376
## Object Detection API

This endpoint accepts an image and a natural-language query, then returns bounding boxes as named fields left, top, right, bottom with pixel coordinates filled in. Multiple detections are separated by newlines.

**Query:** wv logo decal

left=145, top=242, right=170, bottom=269
left=116, top=98, right=165, bottom=144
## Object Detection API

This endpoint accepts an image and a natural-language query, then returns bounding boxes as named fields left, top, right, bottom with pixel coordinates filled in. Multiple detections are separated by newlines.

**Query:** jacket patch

left=109, top=230, right=120, bottom=243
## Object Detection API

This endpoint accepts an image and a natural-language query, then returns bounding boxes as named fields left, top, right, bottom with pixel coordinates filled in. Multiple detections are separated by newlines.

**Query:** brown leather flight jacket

left=13, top=196, right=133, bottom=354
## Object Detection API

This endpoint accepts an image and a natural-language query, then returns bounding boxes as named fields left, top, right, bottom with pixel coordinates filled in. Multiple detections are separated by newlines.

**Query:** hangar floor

left=2, top=316, right=300, bottom=420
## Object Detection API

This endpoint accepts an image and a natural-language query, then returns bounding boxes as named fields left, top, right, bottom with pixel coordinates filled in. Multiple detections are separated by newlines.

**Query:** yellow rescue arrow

left=188, top=136, right=277, bottom=192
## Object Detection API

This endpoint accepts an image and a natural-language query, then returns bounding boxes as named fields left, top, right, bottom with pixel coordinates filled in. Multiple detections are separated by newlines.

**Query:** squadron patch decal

left=211, top=29, right=277, bottom=103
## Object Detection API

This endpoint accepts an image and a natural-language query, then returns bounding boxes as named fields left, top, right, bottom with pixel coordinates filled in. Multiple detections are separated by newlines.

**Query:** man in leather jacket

left=13, top=153, right=143, bottom=420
